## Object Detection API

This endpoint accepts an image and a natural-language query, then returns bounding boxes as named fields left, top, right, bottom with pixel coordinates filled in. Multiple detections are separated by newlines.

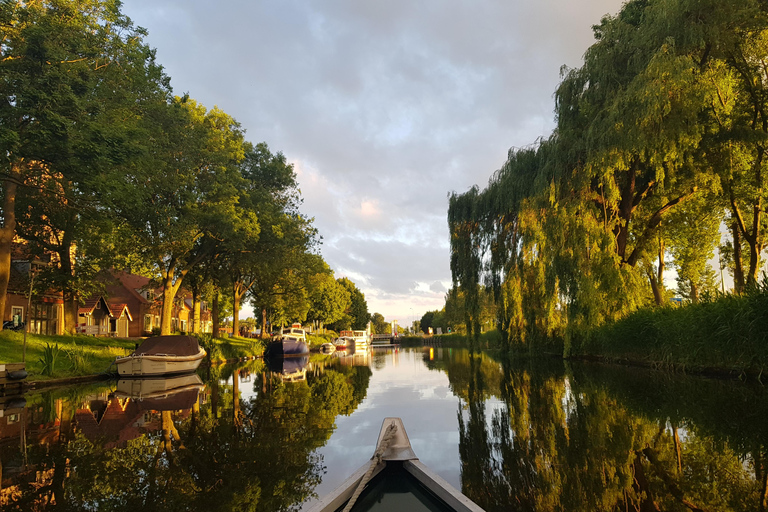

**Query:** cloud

left=121, top=0, right=626, bottom=322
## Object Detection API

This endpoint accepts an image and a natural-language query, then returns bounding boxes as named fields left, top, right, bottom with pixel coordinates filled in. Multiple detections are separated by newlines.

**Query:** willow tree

left=448, top=187, right=483, bottom=346
left=447, top=0, right=765, bottom=354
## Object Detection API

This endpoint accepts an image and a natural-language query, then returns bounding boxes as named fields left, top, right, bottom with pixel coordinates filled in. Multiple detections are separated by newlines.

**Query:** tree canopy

left=448, top=0, right=768, bottom=352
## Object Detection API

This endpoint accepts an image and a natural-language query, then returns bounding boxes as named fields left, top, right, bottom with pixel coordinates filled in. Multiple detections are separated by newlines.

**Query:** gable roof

left=109, top=303, right=133, bottom=321
left=78, top=297, right=112, bottom=316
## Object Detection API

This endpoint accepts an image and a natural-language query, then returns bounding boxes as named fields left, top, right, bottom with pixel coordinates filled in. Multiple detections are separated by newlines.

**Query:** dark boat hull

left=265, top=338, right=309, bottom=357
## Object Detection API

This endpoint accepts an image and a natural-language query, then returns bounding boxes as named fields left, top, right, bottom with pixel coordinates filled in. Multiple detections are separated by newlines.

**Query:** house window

left=144, top=315, right=152, bottom=332
left=181, top=320, right=187, bottom=332
left=154, top=315, right=160, bottom=327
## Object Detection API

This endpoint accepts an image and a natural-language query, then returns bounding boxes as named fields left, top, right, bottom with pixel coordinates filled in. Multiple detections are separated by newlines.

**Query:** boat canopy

left=134, top=336, right=202, bottom=357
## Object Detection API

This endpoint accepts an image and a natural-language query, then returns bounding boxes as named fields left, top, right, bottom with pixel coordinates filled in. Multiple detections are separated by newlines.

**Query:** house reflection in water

left=0, top=376, right=204, bottom=505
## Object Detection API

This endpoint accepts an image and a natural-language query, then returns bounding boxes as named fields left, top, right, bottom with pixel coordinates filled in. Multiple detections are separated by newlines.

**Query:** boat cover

left=137, top=388, right=202, bottom=412
left=134, top=335, right=202, bottom=357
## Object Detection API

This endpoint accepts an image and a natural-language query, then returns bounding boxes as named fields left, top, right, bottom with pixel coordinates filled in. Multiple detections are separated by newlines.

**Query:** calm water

left=2, top=345, right=768, bottom=511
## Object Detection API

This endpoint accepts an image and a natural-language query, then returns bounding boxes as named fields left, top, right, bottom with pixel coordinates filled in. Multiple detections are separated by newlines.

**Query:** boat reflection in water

left=332, top=344, right=370, bottom=367
left=115, top=373, right=204, bottom=410
left=265, top=354, right=310, bottom=382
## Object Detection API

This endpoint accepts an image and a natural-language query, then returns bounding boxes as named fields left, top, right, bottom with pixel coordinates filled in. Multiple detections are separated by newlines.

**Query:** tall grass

left=570, top=280, right=768, bottom=376
left=38, top=343, right=61, bottom=377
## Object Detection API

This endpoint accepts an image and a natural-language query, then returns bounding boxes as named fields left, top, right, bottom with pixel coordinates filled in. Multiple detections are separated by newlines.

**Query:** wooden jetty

left=0, top=363, right=27, bottom=395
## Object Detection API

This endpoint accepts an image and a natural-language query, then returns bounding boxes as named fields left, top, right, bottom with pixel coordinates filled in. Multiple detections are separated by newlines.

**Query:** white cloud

left=122, top=0, right=626, bottom=322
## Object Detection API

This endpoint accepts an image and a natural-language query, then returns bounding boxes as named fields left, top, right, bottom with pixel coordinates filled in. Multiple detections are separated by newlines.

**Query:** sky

left=120, top=0, right=626, bottom=325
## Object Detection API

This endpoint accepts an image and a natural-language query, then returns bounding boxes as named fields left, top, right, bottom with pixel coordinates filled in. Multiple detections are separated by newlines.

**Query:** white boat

left=281, top=326, right=307, bottom=341
left=321, top=342, right=336, bottom=354
left=333, top=336, right=354, bottom=350
left=115, top=335, right=206, bottom=377
left=340, top=330, right=370, bottom=348
left=307, top=417, right=485, bottom=512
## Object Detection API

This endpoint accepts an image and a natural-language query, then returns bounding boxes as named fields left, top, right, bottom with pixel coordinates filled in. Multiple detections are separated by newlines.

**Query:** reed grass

left=570, top=282, right=768, bottom=377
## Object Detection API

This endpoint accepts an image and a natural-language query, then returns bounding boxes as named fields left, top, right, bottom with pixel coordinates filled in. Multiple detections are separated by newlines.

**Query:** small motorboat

left=114, top=335, right=206, bottom=377
left=340, top=330, right=371, bottom=349
left=264, top=324, right=310, bottom=357
left=333, top=336, right=353, bottom=350
left=320, top=342, right=336, bottom=354
left=307, top=417, right=485, bottom=512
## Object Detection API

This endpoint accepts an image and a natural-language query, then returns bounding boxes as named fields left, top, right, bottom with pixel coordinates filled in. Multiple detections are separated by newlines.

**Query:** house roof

left=111, top=271, right=156, bottom=304
left=78, top=297, right=112, bottom=316
left=110, top=303, right=133, bottom=321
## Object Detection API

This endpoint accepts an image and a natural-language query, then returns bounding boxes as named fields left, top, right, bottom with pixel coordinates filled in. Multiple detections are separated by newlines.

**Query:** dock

left=1, top=363, right=27, bottom=418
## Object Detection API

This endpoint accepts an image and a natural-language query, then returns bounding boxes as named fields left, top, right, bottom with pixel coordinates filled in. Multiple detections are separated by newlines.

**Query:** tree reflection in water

left=446, top=350, right=768, bottom=512
left=1, top=358, right=371, bottom=511
left=4, top=348, right=767, bottom=511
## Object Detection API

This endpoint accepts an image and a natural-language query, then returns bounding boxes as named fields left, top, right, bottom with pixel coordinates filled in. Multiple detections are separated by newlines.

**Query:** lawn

left=0, top=331, right=265, bottom=382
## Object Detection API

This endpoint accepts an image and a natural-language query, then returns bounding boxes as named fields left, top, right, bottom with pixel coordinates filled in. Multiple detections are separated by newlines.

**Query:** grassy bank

left=0, top=331, right=265, bottom=382
left=399, top=330, right=503, bottom=348
left=569, top=285, right=768, bottom=377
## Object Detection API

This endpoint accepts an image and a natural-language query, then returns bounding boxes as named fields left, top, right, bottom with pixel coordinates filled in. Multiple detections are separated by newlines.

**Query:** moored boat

left=307, top=417, right=485, bottom=512
left=334, top=336, right=353, bottom=350
left=114, top=335, right=206, bottom=377
left=321, top=342, right=336, bottom=354
left=264, top=326, right=310, bottom=357
left=340, top=330, right=370, bottom=349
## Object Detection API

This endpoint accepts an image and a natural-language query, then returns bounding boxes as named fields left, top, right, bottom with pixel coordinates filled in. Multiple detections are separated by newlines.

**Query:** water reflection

left=265, top=355, right=310, bottom=383
left=1, top=348, right=767, bottom=511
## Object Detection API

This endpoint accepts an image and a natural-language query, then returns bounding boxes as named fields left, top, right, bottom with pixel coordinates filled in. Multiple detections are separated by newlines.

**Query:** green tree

left=370, top=312, right=387, bottom=334
left=307, top=273, right=350, bottom=329
left=335, top=277, right=369, bottom=330
left=0, top=0, right=169, bottom=328
left=109, top=97, right=246, bottom=335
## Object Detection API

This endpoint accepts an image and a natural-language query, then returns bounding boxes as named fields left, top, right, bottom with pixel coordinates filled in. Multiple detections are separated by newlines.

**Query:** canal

left=2, top=345, right=768, bottom=511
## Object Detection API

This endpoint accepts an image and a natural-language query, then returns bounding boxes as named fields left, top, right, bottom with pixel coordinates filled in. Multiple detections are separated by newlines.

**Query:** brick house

left=100, top=271, right=211, bottom=337
left=4, top=258, right=64, bottom=336
left=77, top=296, right=133, bottom=337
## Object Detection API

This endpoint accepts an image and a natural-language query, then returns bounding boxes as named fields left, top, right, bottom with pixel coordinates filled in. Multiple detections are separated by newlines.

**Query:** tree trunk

left=160, top=267, right=184, bottom=335
left=0, top=166, right=19, bottom=322
left=615, top=169, right=636, bottom=261
left=261, top=307, right=269, bottom=339
left=192, top=291, right=201, bottom=334
left=690, top=280, right=699, bottom=303
left=732, top=220, right=745, bottom=293
left=232, top=280, right=244, bottom=338
left=212, top=291, right=220, bottom=339
left=747, top=204, right=763, bottom=285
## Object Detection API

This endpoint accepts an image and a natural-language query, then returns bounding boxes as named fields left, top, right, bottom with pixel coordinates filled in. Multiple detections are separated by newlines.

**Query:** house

left=77, top=296, right=132, bottom=337
left=4, top=258, right=64, bottom=336
left=100, top=271, right=211, bottom=337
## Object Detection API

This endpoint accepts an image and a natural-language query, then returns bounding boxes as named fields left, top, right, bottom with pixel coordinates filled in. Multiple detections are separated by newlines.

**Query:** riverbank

left=568, top=286, right=768, bottom=380
left=423, top=286, right=768, bottom=381
left=0, top=331, right=265, bottom=384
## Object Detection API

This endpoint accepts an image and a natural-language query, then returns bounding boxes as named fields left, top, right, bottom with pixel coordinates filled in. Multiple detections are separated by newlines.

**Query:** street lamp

left=23, top=259, right=44, bottom=363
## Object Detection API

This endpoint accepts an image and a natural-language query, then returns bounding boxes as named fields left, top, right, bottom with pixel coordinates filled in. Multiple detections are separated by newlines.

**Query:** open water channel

left=2, top=345, right=768, bottom=511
